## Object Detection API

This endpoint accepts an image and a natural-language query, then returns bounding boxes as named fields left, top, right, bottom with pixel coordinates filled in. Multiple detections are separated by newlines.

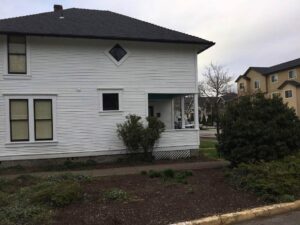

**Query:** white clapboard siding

left=0, top=35, right=199, bottom=160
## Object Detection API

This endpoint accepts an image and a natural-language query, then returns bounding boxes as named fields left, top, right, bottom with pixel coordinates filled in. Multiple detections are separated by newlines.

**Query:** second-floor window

left=285, top=90, right=293, bottom=98
left=271, top=74, right=278, bottom=83
left=288, top=70, right=296, bottom=79
left=8, top=35, right=27, bottom=74
left=254, top=80, right=260, bottom=89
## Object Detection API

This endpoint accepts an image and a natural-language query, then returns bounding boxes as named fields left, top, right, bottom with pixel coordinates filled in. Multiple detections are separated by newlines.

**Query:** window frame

left=7, top=35, right=27, bottom=74
left=9, top=99, right=30, bottom=142
left=97, top=88, right=123, bottom=113
left=285, top=90, right=293, bottom=98
left=105, top=44, right=130, bottom=66
left=34, top=99, right=53, bottom=141
left=5, top=95, right=57, bottom=144
left=288, top=70, right=297, bottom=80
left=239, top=83, right=245, bottom=90
left=254, top=80, right=260, bottom=89
left=271, top=74, right=278, bottom=83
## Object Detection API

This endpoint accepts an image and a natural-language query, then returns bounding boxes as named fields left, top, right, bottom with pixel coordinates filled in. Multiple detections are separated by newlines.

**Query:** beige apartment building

left=236, top=58, right=300, bottom=116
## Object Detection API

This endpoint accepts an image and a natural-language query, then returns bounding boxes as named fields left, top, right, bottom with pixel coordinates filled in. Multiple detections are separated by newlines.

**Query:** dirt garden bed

left=52, top=168, right=265, bottom=225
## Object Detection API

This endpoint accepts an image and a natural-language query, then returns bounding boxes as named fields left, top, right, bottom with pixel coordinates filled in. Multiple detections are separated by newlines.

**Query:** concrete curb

left=171, top=200, right=300, bottom=225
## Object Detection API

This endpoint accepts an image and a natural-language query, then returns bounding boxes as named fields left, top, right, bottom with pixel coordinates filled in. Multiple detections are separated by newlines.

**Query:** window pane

left=10, top=100, right=28, bottom=120
left=9, top=35, right=26, bottom=44
left=35, top=120, right=53, bottom=140
left=35, top=100, right=52, bottom=120
left=103, top=93, right=119, bottom=110
left=9, top=55, right=26, bottom=73
left=11, top=121, right=29, bottom=141
left=9, top=43, right=26, bottom=54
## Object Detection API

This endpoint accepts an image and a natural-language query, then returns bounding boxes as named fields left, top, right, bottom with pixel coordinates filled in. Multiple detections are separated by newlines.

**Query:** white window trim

left=285, top=90, right=293, bottom=98
left=97, top=88, right=124, bottom=114
left=4, top=94, right=57, bottom=144
left=254, top=80, right=260, bottom=89
left=270, top=74, right=278, bottom=83
left=104, top=43, right=130, bottom=66
left=288, top=70, right=297, bottom=80
left=3, top=35, right=31, bottom=79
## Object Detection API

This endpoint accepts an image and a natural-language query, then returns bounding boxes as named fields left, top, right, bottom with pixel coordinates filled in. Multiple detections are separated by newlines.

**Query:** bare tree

left=199, top=63, right=233, bottom=138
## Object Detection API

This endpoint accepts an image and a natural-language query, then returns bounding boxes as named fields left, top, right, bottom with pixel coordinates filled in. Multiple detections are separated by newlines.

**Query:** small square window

left=288, top=70, right=296, bottom=79
left=103, top=93, right=119, bottom=111
left=109, top=44, right=127, bottom=62
left=285, top=90, right=292, bottom=98
left=239, top=83, right=245, bottom=89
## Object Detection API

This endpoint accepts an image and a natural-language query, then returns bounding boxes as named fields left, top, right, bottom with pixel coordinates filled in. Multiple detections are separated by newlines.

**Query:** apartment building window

left=285, top=90, right=293, bottom=98
left=239, top=83, right=245, bottom=90
left=7, top=35, right=27, bottom=74
left=271, top=74, right=278, bottom=83
left=288, top=70, right=296, bottom=79
left=9, top=99, right=29, bottom=141
left=254, top=80, right=260, bottom=89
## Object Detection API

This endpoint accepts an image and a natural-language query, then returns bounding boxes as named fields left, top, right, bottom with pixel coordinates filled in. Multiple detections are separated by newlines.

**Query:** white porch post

left=194, top=93, right=199, bottom=129
left=181, top=95, right=185, bottom=129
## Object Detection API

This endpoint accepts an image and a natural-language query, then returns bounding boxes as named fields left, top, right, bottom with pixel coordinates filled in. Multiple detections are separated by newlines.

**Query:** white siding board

left=0, top=36, right=199, bottom=160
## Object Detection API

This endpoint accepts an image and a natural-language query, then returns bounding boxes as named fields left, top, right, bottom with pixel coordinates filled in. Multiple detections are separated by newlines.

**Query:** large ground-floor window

left=6, top=95, right=56, bottom=143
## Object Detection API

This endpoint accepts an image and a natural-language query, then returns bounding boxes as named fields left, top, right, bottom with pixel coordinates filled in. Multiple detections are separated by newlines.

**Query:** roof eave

left=0, top=31, right=215, bottom=46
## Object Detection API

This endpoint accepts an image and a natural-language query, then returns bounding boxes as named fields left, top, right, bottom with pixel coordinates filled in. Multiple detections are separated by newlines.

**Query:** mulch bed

left=53, top=169, right=265, bottom=225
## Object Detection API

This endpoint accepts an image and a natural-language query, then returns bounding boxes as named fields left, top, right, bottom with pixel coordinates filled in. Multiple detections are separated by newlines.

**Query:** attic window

left=109, top=44, right=127, bottom=62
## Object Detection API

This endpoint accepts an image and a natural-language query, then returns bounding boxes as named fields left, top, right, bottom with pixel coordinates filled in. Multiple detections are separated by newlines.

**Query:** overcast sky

left=1, top=0, right=300, bottom=80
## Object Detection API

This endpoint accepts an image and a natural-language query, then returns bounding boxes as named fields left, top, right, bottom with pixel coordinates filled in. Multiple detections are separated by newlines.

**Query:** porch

left=148, top=93, right=200, bottom=158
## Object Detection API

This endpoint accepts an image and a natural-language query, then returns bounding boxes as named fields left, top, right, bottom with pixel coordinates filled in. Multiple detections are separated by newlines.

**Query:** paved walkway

left=1, top=160, right=228, bottom=179
left=236, top=210, right=300, bottom=225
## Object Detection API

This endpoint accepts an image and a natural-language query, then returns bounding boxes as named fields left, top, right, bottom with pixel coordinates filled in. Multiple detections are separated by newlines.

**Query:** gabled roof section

left=0, top=8, right=214, bottom=53
left=278, top=80, right=300, bottom=90
left=235, top=75, right=250, bottom=82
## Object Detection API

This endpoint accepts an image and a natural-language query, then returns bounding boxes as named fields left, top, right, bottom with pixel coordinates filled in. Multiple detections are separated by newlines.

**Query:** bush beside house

left=117, top=114, right=165, bottom=160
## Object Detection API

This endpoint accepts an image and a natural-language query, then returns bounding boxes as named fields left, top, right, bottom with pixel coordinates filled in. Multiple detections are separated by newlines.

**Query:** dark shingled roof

left=244, top=58, right=300, bottom=76
left=236, top=58, right=300, bottom=82
left=278, top=80, right=300, bottom=89
left=0, top=8, right=214, bottom=52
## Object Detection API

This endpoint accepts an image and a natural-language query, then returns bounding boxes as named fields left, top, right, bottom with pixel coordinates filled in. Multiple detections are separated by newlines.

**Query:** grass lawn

left=0, top=169, right=265, bottom=225
left=199, top=138, right=220, bottom=160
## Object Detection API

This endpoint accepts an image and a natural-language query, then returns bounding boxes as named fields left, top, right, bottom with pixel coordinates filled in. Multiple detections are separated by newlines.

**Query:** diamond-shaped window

left=109, top=44, right=127, bottom=62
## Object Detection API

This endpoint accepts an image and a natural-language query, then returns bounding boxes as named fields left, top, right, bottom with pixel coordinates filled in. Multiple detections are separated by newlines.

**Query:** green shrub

left=117, top=114, right=165, bottom=160
left=0, top=191, right=10, bottom=207
left=141, top=117, right=165, bottom=159
left=162, top=169, right=175, bottom=178
left=28, top=180, right=82, bottom=207
left=0, top=204, right=52, bottom=225
left=147, top=169, right=193, bottom=184
left=103, top=188, right=129, bottom=201
left=148, top=170, right=162, bottom=178
left=218, top=94, right=300, bottom=165
left=117, top=114, right=144, bottom=152
left=227, top=153, right=300, bottom=202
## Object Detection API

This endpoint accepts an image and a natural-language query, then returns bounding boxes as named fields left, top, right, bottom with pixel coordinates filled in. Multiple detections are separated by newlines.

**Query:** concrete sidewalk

left=1, top=160, right=228, bottom=179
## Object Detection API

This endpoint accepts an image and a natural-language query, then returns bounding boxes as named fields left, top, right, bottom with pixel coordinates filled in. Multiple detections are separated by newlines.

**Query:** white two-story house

left=0, top=5, right=214, bottom=164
